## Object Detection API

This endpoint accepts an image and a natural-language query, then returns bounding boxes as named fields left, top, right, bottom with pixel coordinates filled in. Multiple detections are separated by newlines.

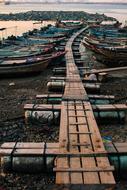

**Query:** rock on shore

left=0, top=11, right=116, bottom=21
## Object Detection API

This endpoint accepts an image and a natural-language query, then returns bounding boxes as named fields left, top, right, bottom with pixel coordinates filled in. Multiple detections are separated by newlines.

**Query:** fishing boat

left=0, top=55, right=51, bottom=76
left=45, top=26, right=73, bottom=37
left=56, top=20, right=83, bottom=29
left=0, top=50, right=66, bottom=76
left=24, top=26, right=67, bottom=41
left=88, top=24, right=127, bottom=38
left=44, top=51, right=66, bottom=65
left=85, top=36, right=127, bottom=46
left=82, top=38, right=97, bottom=52
left=29, top=33, right=65, bottom=39
left=100, top=20, right=122, bottom=29
left=24, top=25, right=71, bottom=38
left=28, top=36, right=66, bottom=45
left=95, top=54, right=127, bottom=66
left=5, top=34, right=63, bottom=46
left=93, top=44, right=127, bottom=66
left=96, top=45, right=127, bottom=58
left=82, top=36, right=127, bottom=53
left=82, top=35, right=127, bottom=66
left=119, top=21, right=127, bottom=32
left=0, top=44, right=54, bottom=60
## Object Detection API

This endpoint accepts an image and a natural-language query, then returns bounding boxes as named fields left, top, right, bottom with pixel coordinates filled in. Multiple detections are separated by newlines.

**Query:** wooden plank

left=1, top=142, right=44, bottom=149
left=16, top=143, right=44, bottom=149
left=0, top=149, right=113, bottom=157
left=68, top=102, right=83, bottom=184
left=56, top=102, right=70, bottom=184
left=54, top=166, right=114, bottom=172
left=93, top=104, right=127, bottom=111
left=0, top=142, right=16, bottom=149
left=36, top=94, right=62, bottom=99
left=46, top=143, right=59, bottom=149
left=84, top=102, right=115, bottom=184
left=53, top=67, right=89, bottom=71
left=88, top=95, right=115, bottom=100
left=85, top=66, right=127, bottom=75
left=13, top=149, right=44, bottom=156
left=56, top=26, right=115, bottom=186
left=36, top=94, right=115, bottom=100
left=69, top=122, right=87, bottom=125
left=48, top=152, right=108, bottom=157
left=76, top=101, right=100, bottom=184
left=1, top=143, right=59, bottom=149
left=0, top=149, right=13, bottom=156
left=45, top=143, right=60, bottom=155
left=69, top=115, right=86, bottom=117
left=1, top=141, right=127, bottom=155
left=24, top=104, right=61, bottom=111
left=69, top=132, right=92, bottom=135
left=114, top=143, right=127, bottom=153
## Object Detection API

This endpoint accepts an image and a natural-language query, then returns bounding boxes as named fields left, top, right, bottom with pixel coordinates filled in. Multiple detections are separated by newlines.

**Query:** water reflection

left=0, top=20, right=55, bottom=39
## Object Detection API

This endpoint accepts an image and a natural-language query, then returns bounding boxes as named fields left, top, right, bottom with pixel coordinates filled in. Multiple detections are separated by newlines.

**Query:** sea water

left=0, top=3, right=127, bottom=38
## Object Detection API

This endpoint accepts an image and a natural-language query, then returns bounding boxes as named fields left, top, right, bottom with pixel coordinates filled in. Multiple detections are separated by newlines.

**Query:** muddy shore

left=0, top=65, right=58, bottom=189
left=0, top=45, right=127, bottom=189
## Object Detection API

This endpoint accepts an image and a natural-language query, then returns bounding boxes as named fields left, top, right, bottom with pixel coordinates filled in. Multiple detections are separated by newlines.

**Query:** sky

left=2, top=0, right=127, bottom=3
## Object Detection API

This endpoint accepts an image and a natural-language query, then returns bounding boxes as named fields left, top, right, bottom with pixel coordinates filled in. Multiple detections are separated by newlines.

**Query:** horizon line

left=3, top=1, right=127, bottom=4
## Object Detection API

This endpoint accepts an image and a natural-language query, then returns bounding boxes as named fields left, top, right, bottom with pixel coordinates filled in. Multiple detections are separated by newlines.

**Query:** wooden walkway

left=55, top=28, right=115, bottom=187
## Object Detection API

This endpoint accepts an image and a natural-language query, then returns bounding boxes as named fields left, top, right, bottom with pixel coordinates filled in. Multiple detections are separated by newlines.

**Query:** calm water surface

left=0, top=3, right=127, bottom=22
left=0, top=20, right=54, bottom=39
left=0, top=3, right=127, bottom=38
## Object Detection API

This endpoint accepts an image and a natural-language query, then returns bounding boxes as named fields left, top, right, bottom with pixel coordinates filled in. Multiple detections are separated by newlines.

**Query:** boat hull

left=0, top=59, right=50, bottom=77
left=95, top=54, right=127, bottom=66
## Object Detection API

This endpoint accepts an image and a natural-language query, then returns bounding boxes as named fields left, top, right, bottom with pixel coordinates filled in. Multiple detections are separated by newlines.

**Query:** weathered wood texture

left=55, top=27, right=115, bottom=186
left=24, top=103, right=127, bottom=112
left=1, top=142, right=127, bottom=156
left=36, top=94, right=115, bottom=100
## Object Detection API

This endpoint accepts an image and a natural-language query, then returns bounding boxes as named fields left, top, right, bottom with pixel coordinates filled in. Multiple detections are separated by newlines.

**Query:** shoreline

left=0, top=11, right=115, bottom=21
left=0, top=32, right=127, bottom=190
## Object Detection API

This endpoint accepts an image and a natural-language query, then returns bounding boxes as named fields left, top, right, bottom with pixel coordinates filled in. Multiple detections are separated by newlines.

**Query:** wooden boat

left=26, top=27, right=67, bottom=40
left=83, top=35, right=127, bottom=52
left=0, top=55, right=51, bottom=76
left=82, top=36, right=127, bottom=66
left=30, top=33, right=65, bottom=39
left=56, top=20, right=83, bottom=29
left=24, top=26, right=71, bottom=39
left=92, top=44, right=127, bottom=66
left=118, top=23, right=127, bottom=33
left=45, top=26, right=73, bottom=36
left=6, top=37, right=54, bottom=46
left=89, top=24, right=127, bottom=38
left=85, top=35, right=127, bottom=45
left=44, top=51, right=66, bottom=64
left=0, top=50, right=67, bottom=76
left=28, top=36, right=66, bottom=44
left=82, top=38, right=100, bottom=53
left=94, top=44, right=127, bottom=56
left=100, top=20, right=122, bottom=28
left=95, top=52, right=127, bottom=66
left=0, top=44, right=54, bottom=60
left=84, top=36, right=127, bottom=47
